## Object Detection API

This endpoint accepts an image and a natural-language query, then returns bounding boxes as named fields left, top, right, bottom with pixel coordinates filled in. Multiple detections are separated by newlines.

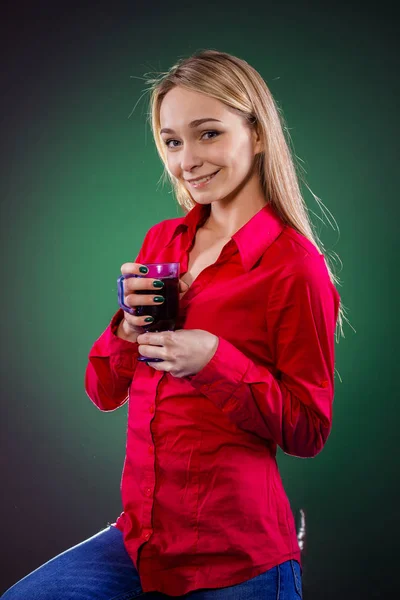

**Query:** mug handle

left=117, top=274, right=138, bottom=315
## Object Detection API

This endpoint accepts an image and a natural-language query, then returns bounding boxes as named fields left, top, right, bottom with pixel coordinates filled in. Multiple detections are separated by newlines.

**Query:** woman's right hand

left=118, top=263, right=165, bottom=338
left=117, top=263, right=189, bottom=342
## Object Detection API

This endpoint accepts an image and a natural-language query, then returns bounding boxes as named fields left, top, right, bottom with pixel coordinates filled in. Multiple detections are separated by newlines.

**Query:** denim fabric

left=2, top=525, right=302, bottom=599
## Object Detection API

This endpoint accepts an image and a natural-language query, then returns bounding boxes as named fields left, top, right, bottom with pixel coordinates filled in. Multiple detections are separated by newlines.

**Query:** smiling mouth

left=187, top=170, right=220, bottom=186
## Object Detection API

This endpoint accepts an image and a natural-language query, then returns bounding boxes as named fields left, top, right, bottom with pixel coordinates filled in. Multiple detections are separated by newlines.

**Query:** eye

left=164, top=139, right=180, bottom=149
left=164, top=130, right=221, bottom=149
left=201, top=130, right=220, bottom=141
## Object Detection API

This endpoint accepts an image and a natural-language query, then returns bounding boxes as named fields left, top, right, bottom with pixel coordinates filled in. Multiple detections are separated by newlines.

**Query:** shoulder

left=270, top=225, right=334, bottom=289
left=136, top=216, right=186, bottom=262
left=264, top=226, right=341, bottom=316
left=279, top=225, right=322, bottom=260
left=144, top=216, right=185, bottom=240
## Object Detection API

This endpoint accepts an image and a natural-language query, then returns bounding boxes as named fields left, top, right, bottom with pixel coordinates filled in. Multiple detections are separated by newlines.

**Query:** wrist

left=116, top=318, right=139, bottom=343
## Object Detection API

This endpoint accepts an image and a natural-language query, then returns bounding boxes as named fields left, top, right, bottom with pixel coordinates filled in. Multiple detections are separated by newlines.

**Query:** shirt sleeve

left=84, top=225, right=156, bottom=412
left=186, top=253, right=341, bottom=458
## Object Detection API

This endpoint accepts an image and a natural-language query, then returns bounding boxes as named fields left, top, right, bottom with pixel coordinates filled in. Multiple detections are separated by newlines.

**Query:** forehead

left=160, top=86, right=235, bottom=127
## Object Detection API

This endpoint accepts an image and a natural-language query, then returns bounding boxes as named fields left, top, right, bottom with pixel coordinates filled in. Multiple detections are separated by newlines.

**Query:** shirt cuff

left=186, top=337, right=252, bottom=410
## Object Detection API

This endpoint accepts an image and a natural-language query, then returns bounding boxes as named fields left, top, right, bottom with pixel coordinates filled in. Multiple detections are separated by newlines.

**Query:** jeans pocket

left=290, top=559, right=303, bottom=599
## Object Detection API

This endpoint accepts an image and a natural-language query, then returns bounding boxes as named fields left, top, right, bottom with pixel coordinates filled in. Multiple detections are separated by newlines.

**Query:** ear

left=252, top=125, right=264, bottom=155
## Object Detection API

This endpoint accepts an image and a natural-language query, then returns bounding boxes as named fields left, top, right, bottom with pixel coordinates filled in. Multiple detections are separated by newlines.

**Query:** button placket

left=140, top=372, right=164, bottom=539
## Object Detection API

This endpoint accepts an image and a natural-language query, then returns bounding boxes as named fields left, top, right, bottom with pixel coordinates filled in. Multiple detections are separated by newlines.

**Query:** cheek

left=231, top=140, right=255, bottom=172
left=166, top=156, right=179, bottom=176
left=218, top=137, right=253, bottom=168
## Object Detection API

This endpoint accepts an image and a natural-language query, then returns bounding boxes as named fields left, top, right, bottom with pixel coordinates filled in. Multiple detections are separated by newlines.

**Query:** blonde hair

left=140, top=49, right=351, bottom=343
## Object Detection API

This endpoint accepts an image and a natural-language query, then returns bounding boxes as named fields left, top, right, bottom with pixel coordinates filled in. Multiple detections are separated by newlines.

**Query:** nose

left=180, top=144, right=202, bottom=173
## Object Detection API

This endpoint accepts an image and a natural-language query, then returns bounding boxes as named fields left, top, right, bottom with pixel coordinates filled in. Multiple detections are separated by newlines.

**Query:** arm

left=84, top=225, right=156, bottom=411
left=187, top=254, right=341, bottom=458
left=84, top=308, right=141, bottom=411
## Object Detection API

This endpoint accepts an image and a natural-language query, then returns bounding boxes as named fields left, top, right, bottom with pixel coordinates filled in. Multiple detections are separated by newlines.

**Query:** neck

left=203, top=176, right=268, bottom=238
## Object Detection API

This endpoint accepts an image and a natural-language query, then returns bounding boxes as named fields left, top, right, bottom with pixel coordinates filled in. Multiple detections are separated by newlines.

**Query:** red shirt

left=85, top=201, right=340, bottom=596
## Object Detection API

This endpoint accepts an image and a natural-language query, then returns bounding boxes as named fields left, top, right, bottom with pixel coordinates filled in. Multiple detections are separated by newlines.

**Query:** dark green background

left=1, top=1, right=397, bottom=597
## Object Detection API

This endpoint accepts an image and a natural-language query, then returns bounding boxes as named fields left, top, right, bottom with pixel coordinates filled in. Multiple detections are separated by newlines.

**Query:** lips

left=193, top=171, right=218, bottom=183
left=188, top=170, right=220, bottom=185
left=187, top=170, right=218, bottom=182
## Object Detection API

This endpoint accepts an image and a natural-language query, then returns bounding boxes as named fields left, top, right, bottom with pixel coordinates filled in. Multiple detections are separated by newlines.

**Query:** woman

left=3, top=49, right=343, bottom=599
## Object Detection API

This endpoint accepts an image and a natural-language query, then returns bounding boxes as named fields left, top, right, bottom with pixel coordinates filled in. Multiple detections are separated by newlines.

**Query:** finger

left=125, top=293, right=165, bottom=307
left=138, top=344, right=165, bottom=360
left=123, top=312, right=155, bottom=328
left=124, top=277, right=165, bottom=294
left=120, top=262, right=148, bottom=275
left=145, top=360, right=170, bottom=371
left=146, top=360, right=172, bottom=373
left=136, top=332, right=165, bottom=346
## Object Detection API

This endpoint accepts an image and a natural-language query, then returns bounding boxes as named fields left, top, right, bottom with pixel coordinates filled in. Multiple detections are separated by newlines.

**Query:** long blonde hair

left=140, top=49, right=350, bottom=343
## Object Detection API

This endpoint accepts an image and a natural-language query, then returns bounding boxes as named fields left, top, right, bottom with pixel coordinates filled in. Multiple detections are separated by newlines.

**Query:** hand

left=136, top=329, right=219, bottom=378
left=118, top=262, right=190, bottom=340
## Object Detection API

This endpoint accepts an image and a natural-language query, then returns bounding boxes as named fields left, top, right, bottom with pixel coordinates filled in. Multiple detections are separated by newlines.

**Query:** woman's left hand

left=136, top=329, right=219, bottom=378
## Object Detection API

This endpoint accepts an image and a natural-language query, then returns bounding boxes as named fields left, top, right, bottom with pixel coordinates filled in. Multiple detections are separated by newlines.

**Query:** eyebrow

left=160, top=118, right=222, bottom=135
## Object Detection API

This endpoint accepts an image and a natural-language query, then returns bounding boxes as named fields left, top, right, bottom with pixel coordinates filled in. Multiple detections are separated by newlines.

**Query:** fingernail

left=154, top=296, right=164, bottom=303
left=139, top=266, right=148, bottom=274
left=144, top=316, right=154, bottom=323
left=153, top=280, right=164, bottom=288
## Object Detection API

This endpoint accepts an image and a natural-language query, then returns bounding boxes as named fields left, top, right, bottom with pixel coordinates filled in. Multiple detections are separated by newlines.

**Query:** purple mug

left=117, top=262, right=180, bottom=362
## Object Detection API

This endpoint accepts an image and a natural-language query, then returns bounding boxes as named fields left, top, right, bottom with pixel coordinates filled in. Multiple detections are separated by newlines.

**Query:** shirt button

left=321, top=380, right=329, bottom=388
left=145, top=487, right=152, bottom=496
left=148, top=445, right=154, bottom=454
left=149, top=404, right=155, bottom=414
left=143, top=531, right=151, bottom=540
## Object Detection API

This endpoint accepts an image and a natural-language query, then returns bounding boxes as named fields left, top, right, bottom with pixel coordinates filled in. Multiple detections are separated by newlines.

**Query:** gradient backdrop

left=1, top=1, right=398, bottom=598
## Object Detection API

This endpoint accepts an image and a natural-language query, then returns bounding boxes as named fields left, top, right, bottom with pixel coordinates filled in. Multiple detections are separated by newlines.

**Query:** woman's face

left=159, top=86, right=263, bottom=206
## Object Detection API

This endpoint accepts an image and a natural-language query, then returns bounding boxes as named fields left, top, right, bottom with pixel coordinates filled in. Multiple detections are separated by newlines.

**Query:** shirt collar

left=166, top=201, right=285, bottom=271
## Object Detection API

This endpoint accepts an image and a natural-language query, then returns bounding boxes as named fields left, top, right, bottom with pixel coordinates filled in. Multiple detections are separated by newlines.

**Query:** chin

left=193, top=197, right=214, bottom=204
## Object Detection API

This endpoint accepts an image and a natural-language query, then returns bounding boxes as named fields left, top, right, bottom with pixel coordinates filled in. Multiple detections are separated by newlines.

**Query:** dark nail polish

left=154, top=296, right=164, bottom=303
left=139, top=266, right=148, bottom=274
left=153, top=280, right=164, bottom=288
left=144, top=316, right=154, bottom=323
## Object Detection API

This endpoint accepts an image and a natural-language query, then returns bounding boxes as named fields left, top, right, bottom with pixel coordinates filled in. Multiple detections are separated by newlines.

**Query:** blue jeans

left=2, top=525, right=303, bottom=599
